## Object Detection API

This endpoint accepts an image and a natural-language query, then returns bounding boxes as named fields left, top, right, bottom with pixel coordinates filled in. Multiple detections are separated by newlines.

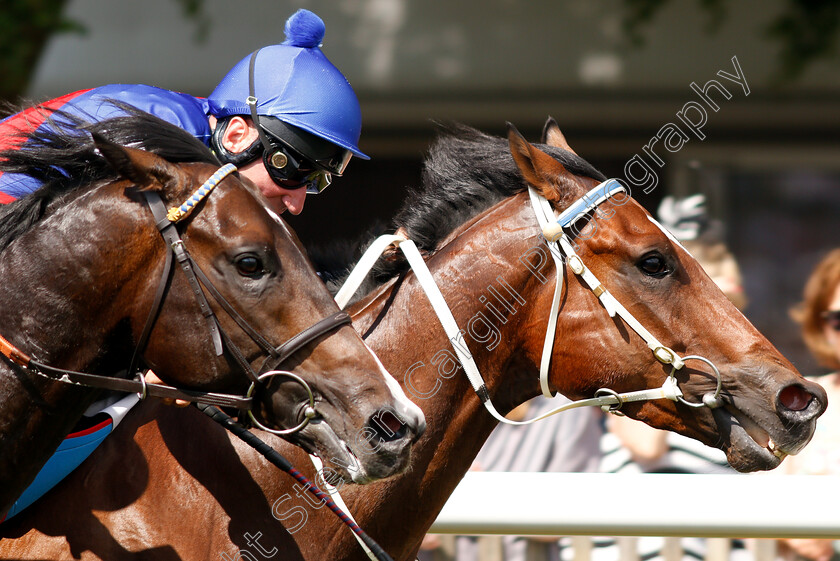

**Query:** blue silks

left=0, top=85, right=211, bottom=201
left=2, top=394, right=140, bottom=522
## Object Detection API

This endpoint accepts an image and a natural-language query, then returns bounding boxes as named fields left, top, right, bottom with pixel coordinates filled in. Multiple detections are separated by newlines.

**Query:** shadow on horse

left=0, top=111, right=424, bottom=518
left=0, top=118, right=825, bottom=560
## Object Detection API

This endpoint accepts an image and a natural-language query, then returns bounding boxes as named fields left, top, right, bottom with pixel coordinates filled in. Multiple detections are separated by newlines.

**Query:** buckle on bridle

left=652, top=346, right=677, bottom=365
left=134, top=372, right=147, bottom=400
left=595, top=388, right=625, bottom=415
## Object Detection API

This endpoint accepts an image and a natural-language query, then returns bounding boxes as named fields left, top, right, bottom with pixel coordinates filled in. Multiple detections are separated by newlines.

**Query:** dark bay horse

left=0, top=119, right=826, bottom=560
left=0, top=112, right=423, bottom=518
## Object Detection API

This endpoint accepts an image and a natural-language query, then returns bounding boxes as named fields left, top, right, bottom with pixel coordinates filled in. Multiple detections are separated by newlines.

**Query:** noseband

left=0, top=164, right=350, bottom=435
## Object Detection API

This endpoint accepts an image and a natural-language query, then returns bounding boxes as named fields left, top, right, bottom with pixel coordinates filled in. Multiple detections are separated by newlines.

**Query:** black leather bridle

left=0, top=166, right=351, bottom=431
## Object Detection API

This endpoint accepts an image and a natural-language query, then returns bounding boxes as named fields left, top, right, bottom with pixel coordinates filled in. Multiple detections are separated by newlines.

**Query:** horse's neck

left=341, top=195, right=548, bottom=559
left=0, top=185, right=147, bottom=368
left=0, top=187, right=144, bottom=513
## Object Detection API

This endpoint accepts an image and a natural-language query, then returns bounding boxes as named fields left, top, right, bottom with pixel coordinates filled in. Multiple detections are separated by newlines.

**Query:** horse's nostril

left=379, top=410, right=404, bottom=434
left=778, top=385, right=812, bottom=412
left=370, top=410, right=408, bottom=443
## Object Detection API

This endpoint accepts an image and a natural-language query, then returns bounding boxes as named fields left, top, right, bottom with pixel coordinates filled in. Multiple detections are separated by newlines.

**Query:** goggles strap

left=246, top=49, right=276, bottom=155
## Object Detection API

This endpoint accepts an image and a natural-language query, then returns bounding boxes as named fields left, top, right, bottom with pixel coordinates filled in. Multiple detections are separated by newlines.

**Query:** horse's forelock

left=400, top=126, right=605, bottom=251
left=311, top=124, right=607, bottom=299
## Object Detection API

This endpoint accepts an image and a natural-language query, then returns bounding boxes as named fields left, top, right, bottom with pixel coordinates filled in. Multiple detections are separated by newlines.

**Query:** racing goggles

left=245, top=49, right=352, bottom=194
left=262, top=141, right=336, bottom=195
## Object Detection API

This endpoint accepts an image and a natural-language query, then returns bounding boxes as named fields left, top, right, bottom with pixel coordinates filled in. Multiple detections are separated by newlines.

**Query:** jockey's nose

left=281, top=189, right=306, bottom=215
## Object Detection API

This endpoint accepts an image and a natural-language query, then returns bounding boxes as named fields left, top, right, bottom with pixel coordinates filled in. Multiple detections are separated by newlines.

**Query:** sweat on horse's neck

left=0, top=182, right=153, bottom=515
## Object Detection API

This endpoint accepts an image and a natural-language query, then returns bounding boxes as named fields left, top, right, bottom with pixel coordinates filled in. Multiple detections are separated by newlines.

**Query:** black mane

left=0, top=104, right=218, bottom=251
left=314, top=123, right=606, bottom=295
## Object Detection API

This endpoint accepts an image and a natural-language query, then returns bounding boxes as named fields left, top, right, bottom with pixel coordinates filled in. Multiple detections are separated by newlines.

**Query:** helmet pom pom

left=282, top=9, right=326, bottom=48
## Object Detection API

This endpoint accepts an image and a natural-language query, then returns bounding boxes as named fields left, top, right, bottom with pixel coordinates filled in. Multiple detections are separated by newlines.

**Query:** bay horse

left=0, top=111, right=423, bottom=518
left=0, top=119, right=826, bottom=560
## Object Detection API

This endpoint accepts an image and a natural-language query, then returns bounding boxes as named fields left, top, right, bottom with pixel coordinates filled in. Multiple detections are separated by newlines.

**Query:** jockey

left=0, top=8, right=367, bottom=216
left=0, top=9, right=366, bottom=521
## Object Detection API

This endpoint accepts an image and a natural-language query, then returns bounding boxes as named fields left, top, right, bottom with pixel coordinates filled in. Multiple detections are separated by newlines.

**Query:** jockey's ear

left=93, top=133, right=186, bottom=193
left=507, top=122, right=583, bottom=203
left=219, top=116, right=257, bottom=154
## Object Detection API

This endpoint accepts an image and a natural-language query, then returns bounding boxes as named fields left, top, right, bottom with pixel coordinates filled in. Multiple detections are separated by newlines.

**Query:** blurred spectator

left=658, top=194, right=747, bottom=309
left=581, top=414, right=752, bottom=561
left=775, top=249, right=840, bottom=561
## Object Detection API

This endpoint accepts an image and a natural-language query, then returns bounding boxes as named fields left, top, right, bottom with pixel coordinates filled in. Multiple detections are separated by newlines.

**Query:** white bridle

left=320, top=179, right=725, bottom=560
left=336, top=179, right=723, bottom=425
left=525, top=179, right=724, bottom=417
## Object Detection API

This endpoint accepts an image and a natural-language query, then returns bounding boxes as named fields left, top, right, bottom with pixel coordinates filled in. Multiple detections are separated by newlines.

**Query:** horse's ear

left=507, top=122, right=580, bottom=203
left=541, top=116, right=578, bottom=155
left=93, top=133, right=183, bottom=192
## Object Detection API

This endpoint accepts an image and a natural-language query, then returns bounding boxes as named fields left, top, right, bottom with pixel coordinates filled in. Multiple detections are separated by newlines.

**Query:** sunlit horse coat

left=0, top=86, right=211, bottom=522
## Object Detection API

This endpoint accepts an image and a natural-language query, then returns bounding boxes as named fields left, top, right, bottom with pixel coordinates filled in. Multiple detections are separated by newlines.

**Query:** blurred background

left=5, top=0, right=839, bottom=374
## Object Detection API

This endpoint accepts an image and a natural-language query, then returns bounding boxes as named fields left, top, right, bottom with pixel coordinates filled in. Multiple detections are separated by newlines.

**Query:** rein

left=195, top=403, right=396, bottom=561
left=0, top=164, right=351, bottom=431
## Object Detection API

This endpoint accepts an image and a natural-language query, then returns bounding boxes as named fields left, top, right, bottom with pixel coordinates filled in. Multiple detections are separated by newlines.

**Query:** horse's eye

left=637, top=252, right=671, bottom=278
left=235, top=254, right=265, bottom=278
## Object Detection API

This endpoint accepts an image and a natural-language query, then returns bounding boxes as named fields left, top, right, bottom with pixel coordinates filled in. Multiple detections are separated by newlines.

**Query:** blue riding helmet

left=207, top=9, right=368, bottom=167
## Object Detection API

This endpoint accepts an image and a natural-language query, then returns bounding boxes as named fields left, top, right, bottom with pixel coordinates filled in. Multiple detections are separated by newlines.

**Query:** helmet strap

left=246, top=49, right=277, bottom=156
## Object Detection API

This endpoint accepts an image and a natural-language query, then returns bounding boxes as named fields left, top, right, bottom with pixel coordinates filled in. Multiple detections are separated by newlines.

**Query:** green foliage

left=174, top=0, right=211, bottom=43
left=0, top=0, right=209, bottom=104
left=766, top=0, right=840, bottom=81
left=0, top=0, right=83, bottom=103
left=622, top=0, right=727, bottom=45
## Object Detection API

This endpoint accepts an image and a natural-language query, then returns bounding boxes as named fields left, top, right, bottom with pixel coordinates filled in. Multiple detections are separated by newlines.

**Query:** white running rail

left=430, top=472, right=839, bottom=539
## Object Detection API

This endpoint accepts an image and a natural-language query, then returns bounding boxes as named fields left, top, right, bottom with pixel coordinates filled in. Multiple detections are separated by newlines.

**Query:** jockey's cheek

left=238, top=161, right=307, bottom=215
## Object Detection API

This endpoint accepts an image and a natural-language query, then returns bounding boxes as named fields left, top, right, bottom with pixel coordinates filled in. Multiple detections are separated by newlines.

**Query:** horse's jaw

left=712, top=406, right=788, bottom=471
